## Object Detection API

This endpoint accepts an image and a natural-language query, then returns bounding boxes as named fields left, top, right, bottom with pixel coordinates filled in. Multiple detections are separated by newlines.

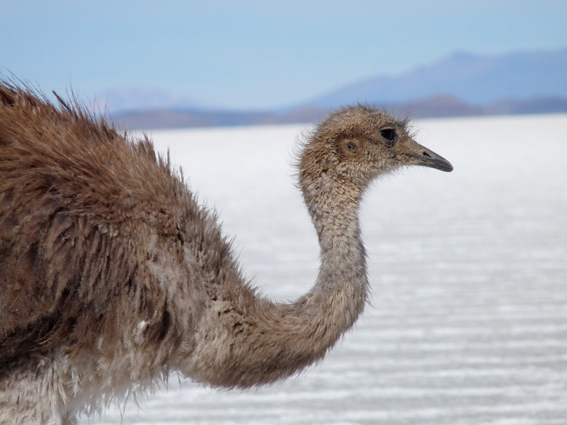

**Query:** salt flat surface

left=83, top=114, right=567, bottom=425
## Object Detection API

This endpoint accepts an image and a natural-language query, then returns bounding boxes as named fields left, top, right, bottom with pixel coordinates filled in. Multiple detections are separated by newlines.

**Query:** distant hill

left=113, top=95, right=567, bottom=130
left=113, top=106, right=327, bottom=130
left=96, top=87, right=202, bottom=114
left=112, top=47, right=567, bottom=130
left=306, top=48, right=567, bottom=108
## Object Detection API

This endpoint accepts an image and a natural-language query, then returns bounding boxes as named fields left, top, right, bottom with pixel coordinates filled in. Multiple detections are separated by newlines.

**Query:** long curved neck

left=184, top=175, right=369, bottom=389
left=277, top=198, right=369, bottom=352
left=295, top=180, right=369, bottom=336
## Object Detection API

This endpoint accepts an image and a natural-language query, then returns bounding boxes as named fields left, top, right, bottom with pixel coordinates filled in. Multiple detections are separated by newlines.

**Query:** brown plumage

left=0, top=80, right=452, bottom=424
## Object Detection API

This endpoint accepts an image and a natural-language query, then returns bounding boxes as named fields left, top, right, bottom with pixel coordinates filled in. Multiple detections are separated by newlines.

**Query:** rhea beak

left=412, top=143, right=453, bottom=172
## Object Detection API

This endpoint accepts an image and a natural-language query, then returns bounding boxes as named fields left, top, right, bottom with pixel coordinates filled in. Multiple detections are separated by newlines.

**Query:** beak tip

left=417, top=156, right=454, bottom=173
left=418, top=148, right=453, bottom=173
left=441, top=162, right=454, bottom=172
left=407, top=142, right=453, bottom=173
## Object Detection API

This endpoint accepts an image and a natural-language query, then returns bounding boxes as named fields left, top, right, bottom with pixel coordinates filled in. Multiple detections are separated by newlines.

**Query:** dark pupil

left=380, top=129, right=395, bottom=141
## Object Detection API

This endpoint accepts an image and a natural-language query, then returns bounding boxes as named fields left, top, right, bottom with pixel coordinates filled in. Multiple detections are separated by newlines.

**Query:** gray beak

left=415, top=144, right=453, bottom=172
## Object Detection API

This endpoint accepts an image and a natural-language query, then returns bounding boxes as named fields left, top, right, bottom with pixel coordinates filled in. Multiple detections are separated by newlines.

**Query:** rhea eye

left=380, top=129, right=396, bottom=146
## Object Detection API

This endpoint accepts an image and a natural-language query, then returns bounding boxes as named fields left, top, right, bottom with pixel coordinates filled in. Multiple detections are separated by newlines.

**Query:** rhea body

left=0, top=82, right=452, bottom=424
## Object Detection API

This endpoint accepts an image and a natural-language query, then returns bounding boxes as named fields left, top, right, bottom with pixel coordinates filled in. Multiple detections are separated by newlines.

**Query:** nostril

left=423, top=151, right=431, bottom=158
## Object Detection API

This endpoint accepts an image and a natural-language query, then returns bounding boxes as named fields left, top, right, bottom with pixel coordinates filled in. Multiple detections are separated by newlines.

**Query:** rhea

left=0, top=81, right=452, bottom=424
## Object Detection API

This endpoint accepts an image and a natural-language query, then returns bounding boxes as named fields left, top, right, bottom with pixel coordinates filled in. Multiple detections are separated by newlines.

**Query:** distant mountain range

left=96, top=87, right=201, bottom=114
left=306, top=48, right=567, bottom=107
left=113, top=47, right=567, bottom=130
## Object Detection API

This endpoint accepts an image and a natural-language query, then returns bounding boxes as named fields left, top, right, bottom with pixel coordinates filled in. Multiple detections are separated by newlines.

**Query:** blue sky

left=1, top=0, right=566, bottom=110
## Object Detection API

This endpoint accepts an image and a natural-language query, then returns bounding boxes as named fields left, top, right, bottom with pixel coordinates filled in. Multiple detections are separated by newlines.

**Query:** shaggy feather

left=0, top=80, right=452, bottom=424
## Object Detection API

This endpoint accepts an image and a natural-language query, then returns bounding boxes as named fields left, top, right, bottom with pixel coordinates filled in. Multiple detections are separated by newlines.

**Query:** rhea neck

left=185, top=152, right=371, bottom=388
left=289, top=165, right=370, bottom=329
left=301, top=159, right=368, bottom=248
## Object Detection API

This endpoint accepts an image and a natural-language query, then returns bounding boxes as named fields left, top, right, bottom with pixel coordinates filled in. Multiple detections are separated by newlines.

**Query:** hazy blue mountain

left=114, top=96, right=567, bottom=130
left=114, top=106, right=328, bottom=130
left=97, top=87, right=202, bottom=114
left=111, top=47, right=567, bottom=129
left=306, top=48, right=567, bottom=108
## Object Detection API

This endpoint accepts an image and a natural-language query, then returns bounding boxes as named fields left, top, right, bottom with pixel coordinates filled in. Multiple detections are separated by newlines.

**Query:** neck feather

left=184, top=175, right=369, bottom=388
